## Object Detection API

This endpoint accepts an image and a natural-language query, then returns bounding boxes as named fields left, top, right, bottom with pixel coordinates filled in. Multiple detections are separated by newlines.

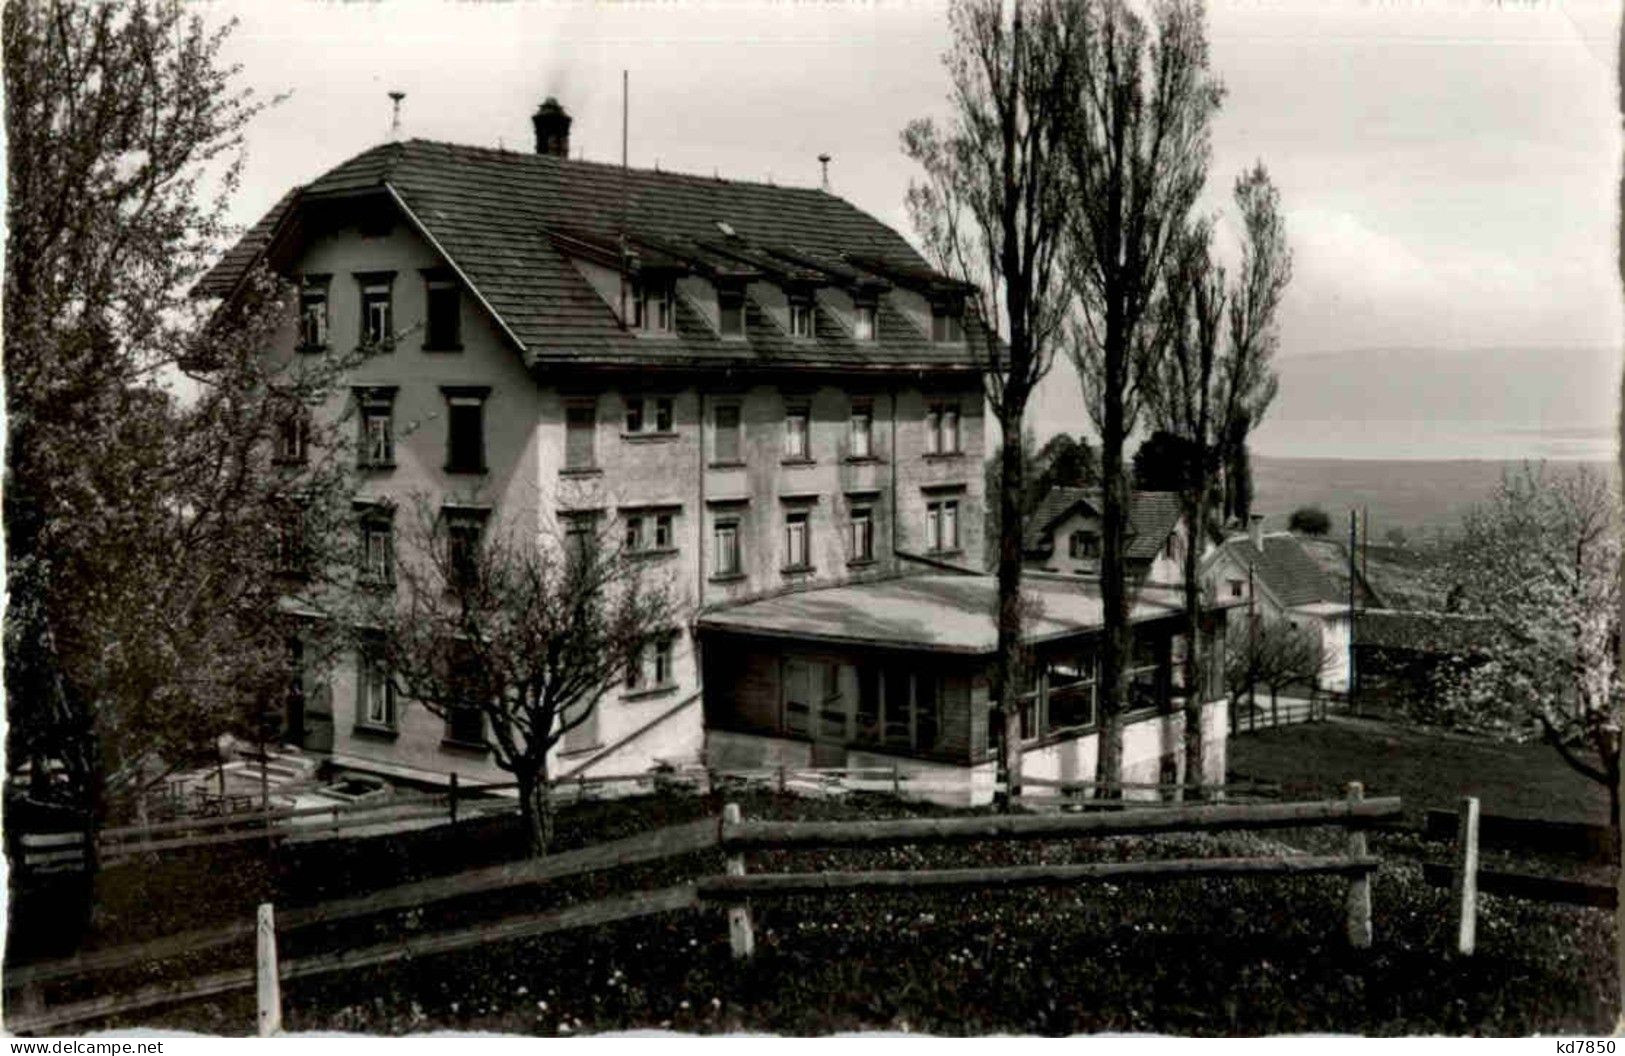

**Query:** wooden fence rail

left=720, top=796, right=1402, bottom=851
left=698, top=855, right=1380, bottom=898
left=6, top=817, right=720, bottom=990
left=5, top=789, right=1396, bottom=1034
left=6, top=886, right=702, bottom=1036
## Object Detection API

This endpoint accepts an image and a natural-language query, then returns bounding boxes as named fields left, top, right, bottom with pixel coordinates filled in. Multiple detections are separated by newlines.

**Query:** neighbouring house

left=1201, top=516, right=1355, bottom=692
left=1352, top=608, right=1499, bottom=713
left=200, top=98, right=990, bottom=790
left=1022, top=488, right=1190, bottom=585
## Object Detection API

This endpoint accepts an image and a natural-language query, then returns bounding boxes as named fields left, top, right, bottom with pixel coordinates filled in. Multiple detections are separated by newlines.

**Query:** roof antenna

left=818, top=153, right=831, bottom=192
left=618, top=70, right=630, bottom=330
left=388, top=91, right=406, bottom=140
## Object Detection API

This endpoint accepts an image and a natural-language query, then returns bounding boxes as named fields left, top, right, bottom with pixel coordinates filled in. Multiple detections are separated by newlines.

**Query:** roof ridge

left=398, top=136, right=836, bottom=198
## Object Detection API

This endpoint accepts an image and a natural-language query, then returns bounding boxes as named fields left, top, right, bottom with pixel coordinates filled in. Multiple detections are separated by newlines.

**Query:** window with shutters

left=443, top=507, right=488, bottom=593
left=925, top=401, right=961, bottom=455
left=355, top=388, right=396, bottom=470
left=927, top=498, right=960, bottom=553
left=783, top=404, right=810, bottom=462
left=713, top=403, right=742, bottom=465
left=442, top=387, right=490, bottom=474
left=564, top=401, right=597, bottom=472
left=299, top=275, right=330, bottom=351
left=712, top=517, right=742, bottom=579
left=358, top=511, right=394, bottom=587
left=356, top=271, right=396, bottom=351
left=783, top=510, right=811, bottom=571
left=849, top=507, right=874, bottom=564
left=423, top=270, right=461, bottom=351
left=275, top=406, right=309, bottom=466
left=357, top=646, right=396, bottom=731
left=849, top=402, right=874, bottom=460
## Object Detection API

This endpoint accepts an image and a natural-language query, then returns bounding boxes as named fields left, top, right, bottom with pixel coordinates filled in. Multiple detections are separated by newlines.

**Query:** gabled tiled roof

left=199, top=139, right=987, bottom=373
left=1355, top=609, right=1500, bottom=655
left=1023, top=488, right=1184, bottom=561
left=1216, top=533, right=1341, bottom=608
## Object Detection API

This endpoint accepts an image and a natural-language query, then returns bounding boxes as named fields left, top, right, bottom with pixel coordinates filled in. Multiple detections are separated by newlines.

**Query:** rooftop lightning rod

left=618, top=71, right=630, bottom=330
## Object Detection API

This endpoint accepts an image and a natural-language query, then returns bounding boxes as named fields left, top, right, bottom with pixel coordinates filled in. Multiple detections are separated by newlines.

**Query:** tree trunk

left=1095, top=331, right=1130, bottom=799
left=515, top=768, right=554, bottom=857
left=1180, top=491, right=1205, bottom=800
left=995, top=423, right=1026, bottom=811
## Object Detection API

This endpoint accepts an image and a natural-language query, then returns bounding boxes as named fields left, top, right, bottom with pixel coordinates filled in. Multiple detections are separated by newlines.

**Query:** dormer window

left=853, top=302, right=878, bottom=342
left=718, top=287, right=745, bottom=338
left=631, top=277, right=674, bottom=333
left=789, top=298, right=816, bottom=340
left=931, top=303, right=965, bottom=343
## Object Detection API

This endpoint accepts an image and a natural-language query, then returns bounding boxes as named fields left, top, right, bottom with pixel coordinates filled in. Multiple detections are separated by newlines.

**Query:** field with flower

left=54, top=776, right=1614, bottom=1038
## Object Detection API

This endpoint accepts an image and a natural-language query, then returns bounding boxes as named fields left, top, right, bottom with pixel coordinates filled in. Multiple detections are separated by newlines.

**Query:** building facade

left=202, top=100, right=988, bottom=789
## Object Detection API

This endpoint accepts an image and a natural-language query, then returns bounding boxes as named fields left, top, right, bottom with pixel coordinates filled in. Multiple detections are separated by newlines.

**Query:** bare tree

left=356, top=504, right=682, bottom=856
left=1147, top=164, right=1291, bottom=795
left=903, top=0, right=1075, bottom=806
left=1061, top=0, right=1224, bottom=794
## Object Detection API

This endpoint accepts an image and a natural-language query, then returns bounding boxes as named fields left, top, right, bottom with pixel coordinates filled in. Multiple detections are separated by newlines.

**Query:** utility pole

left=1348, top=509, right=1358, bottom=716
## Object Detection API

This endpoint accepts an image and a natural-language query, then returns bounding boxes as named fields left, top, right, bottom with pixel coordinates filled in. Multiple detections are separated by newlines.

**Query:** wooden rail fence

left=1425, top=795, right=1618, bottom=956
left=6, top=788, right=1402, bottom=1034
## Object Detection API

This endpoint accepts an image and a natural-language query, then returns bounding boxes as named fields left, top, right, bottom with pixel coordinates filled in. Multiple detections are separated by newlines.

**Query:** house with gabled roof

left=1022, top=488, right=1192, bottom=585
left=1201, top=518, right=1355, bottom=692
left=203, top=98, right=1233, bottom=803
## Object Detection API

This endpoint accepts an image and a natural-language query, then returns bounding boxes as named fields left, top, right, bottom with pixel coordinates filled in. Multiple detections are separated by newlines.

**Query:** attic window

left=853, top=301, right=878, bottom=342
left=789, top=298, right=815, bottom=340
left=930, top=302, right=964, bottom=343
left=1069, top=531, right=1101, bottom=561
left=718, top=287, right=745, bottom=338
left=631, top=277, right=673, bottom=333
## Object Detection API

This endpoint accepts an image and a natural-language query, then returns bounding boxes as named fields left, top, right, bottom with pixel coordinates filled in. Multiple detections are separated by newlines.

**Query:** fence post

left=449, top=772, right=459, bottom=826
left=1345, top=781, right=1372, bottom=948
left=722, top=802, right=755, bottom=960
left=892, top=764, right=901, bottom=800
left=1452, top=795, right=1480, bottom=956
left=256, top=903, right=282, bottom=1036
left=777, top=764, right=787, bottom=795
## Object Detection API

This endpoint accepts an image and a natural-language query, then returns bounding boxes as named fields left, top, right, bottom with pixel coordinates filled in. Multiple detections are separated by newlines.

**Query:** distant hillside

left=1251, top=455, right=1615, bottom=541
left=1249, top=346, right=1618, bottom=461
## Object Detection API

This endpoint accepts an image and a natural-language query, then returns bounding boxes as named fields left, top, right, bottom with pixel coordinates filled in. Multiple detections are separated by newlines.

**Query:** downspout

left=890, top=380, right=900, bottom=567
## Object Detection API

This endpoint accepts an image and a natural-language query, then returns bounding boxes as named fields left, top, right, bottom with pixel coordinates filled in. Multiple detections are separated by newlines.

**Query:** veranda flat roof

left=697, top=573, right=1213, bottom=655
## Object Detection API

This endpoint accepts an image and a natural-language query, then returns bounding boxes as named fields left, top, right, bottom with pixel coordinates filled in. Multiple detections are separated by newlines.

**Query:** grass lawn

left=1229, top=714, right=1612, bottom=826
left=26, top=783, right=1616, bottom=1038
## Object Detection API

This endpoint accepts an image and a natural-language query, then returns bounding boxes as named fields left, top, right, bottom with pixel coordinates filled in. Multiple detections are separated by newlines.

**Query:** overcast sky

left=204, top=0, right=1622, bottom=458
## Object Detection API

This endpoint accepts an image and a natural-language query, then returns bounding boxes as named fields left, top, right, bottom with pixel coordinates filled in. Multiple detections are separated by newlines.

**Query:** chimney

left=531, top=97, right=572, bottom=157
left=1249, top=514, right=1264, bottom=552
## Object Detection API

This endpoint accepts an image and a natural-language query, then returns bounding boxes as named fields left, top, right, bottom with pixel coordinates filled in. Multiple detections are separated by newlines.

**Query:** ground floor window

left=781, top=657, right=949, bottom=755
left=359, top=648, right=395, bottom=729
